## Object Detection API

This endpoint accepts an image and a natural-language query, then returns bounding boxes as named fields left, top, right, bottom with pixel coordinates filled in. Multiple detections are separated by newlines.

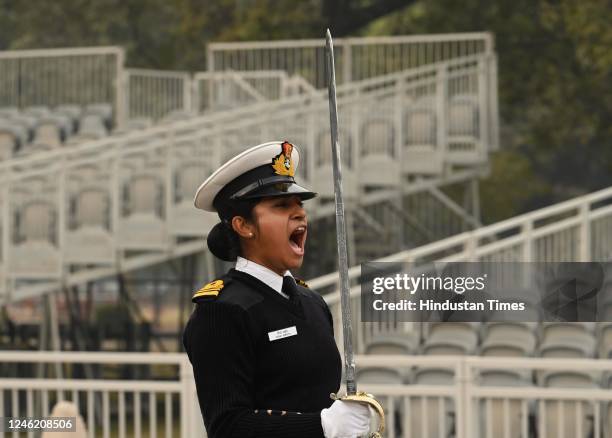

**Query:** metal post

left=179, top=359, right=191, bottom=438
left=183, top=74, right=193, bottom=114
left=342, top=40, right=352, bottom=84
left=579, top=202, right=591, bottom=262
left=435, top=65, right=448, bottom=164
left=488, top=55, right=500, bottom=151
left=470, top=178, right=481, bottom=226
left=522, top=220, right=534, bottom=263
left=455, top=358, right=473, bottom=438
left=115, top=48, right=127, bottom=127
left=46, top=291, right=63, bottom=378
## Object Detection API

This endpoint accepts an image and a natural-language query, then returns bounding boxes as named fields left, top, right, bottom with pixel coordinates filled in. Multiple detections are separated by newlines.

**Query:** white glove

left=320, top=399, right=371, bottom=438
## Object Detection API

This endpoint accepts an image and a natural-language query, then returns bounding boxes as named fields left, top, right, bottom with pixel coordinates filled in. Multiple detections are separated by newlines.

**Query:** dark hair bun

left=207, top=222, right=236, bottom=262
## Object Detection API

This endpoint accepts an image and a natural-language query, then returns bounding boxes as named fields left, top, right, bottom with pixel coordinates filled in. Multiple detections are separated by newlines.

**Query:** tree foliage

left=0, top=0, right=610, bottom=221
left=365, top=0, right=612, bottom=218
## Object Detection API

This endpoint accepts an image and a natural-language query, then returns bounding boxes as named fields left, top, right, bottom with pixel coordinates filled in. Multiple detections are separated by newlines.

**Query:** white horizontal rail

left=0, top=379, right=182, bottom=392
left=208, top=33, right=494, bottom=89
left=126, top=68, right=191, bottom=79
left=208, top=33, right=492, bottom=50
left=0, top=351, right=185, bottom=364
left=0, top=46, right=123, bottom=59
left=320, top=185, right=612, bottom=292
left=2, top=352, right=612, bottom=438
left=0, top=352, right=201, bottom=438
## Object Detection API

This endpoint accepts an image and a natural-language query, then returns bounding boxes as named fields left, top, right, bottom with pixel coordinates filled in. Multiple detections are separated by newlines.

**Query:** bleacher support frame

left=2, top=351, right=612, bottom=438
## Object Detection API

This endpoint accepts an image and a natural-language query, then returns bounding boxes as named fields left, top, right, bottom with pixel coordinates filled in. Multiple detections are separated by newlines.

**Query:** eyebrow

left=274, top=197, right=303, bottom=205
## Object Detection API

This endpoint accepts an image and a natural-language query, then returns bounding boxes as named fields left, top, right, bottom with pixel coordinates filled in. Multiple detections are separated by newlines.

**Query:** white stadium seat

left=478, top=371, right=531, bottom=438
left=365, top=336, right=416, bottom=355
left=76, top=114, right=108, bottom=140
left=0, top=124, right=22, bottom=159
left=65, top=187, right=114, bottom=266
left=357, top=366, right=404, bottom=438
left=24, top=105, right=50, bottom=119
left=312, top=128, right=358, bottom=199
left=482, top=322, right=537, bottom=355
left=117, top=168, right=168, bottom=250
left=9, top=193, right=62, bottom=279
left=12, top=115, right=38, bottom=142
left=34, top=119, right=63, bottom=148
left=359, top=117, right=400, bottom=188
left=541, top=372, right=596, bottom=438
left=85, top=103, right=113, bottom=130
left=410, top=368, right=455, bottom=438
left=402, top=103, right=443, bottom=175
left=448, top=94, right=478, bottom=137
left=423, top=342, right=469, bottom=356
left=0, top=106, right=19, bottom=118
left=425, top=322, right=478, bottom=354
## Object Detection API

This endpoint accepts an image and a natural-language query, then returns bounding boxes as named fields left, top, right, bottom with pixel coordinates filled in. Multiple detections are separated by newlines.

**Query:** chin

left=286, top=256, right=304, bottom=270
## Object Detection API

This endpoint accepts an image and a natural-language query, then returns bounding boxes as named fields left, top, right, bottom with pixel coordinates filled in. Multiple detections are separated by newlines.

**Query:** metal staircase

left=0, top=34, right=498, bottom=310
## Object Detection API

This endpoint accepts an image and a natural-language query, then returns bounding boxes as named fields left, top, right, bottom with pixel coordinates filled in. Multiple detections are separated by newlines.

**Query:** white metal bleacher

left=0, top=40, right=497, bottom=304
left=314, top=186, right=612, bottom=438
left=318, top=185, right=612, bottom=354
left=5, top=182, right=612, bottom=438
left=6, top=33, right=612, bottom=438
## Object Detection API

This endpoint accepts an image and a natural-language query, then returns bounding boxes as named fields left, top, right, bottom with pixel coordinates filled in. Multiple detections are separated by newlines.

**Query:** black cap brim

left=238, top=182, right=317, bottom=201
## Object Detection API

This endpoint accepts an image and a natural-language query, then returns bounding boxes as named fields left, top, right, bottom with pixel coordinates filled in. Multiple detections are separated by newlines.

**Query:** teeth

left=295, top=226, right=305, bottom=233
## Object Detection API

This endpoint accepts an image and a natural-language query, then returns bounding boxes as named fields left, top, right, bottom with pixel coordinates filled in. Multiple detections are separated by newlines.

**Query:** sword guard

left=330, top=391, right=385, bottom=438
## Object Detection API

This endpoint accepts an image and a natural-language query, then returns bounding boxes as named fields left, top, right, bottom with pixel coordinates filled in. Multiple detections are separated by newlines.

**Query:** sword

left=325, top=29, right=385, bottom=438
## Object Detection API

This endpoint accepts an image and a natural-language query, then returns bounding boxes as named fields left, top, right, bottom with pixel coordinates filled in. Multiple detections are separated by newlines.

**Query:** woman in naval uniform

left=183, top=141, right=371, bottom=438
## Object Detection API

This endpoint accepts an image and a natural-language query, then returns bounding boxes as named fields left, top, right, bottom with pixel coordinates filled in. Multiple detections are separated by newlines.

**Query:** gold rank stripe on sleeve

left=295, top=278, right=309, bottom=288
left=192, top=279, right=225, bottom=300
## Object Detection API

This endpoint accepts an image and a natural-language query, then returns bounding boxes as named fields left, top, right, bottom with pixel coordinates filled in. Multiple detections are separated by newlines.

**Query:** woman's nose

left=291, top=200, right=306, bottom=219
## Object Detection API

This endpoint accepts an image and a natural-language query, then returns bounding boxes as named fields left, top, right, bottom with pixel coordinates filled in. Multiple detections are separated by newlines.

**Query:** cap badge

left=271, top=141, right=295, bottom=177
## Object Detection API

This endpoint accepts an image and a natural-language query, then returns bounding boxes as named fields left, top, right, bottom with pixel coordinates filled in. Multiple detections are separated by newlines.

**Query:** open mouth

left=288, top=225, right=307, bottom=256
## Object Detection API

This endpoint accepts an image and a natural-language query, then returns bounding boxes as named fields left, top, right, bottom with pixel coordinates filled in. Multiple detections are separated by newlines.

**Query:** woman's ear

left=231, top=216, right=255, bottom=239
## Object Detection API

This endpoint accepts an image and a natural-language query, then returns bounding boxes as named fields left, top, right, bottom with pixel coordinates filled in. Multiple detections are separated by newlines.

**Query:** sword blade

left=325, top=29, right=356, bottom=396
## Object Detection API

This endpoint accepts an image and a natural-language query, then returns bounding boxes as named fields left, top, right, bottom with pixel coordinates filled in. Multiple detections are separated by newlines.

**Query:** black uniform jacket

left=183, top=268, right=342, bottom=438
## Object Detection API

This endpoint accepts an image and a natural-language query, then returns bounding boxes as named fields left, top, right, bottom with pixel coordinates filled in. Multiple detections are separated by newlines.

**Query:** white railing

left=0, top=351, right=204, bottom=438
left=3, top=352, right=612, bottom=438
left=0, top=33, right=499, bottom=126
left=124, top=68, right=192, bottom=121
left=0, top=47, right=125, bottom=125
left=0, top=54, right=495, bottom=304
left=356, top=355, right=612, bottom=438
left=208, top=33, right=494, bottom=88
left=192, top=70, right=289, bottom=113
left=320, top=185, right=612, bottom=352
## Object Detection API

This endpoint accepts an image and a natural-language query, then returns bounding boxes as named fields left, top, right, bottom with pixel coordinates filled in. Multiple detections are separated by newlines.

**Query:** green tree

left=4, top=0, right=178, bottom=68
left=366, top=0, right=612, bottom=220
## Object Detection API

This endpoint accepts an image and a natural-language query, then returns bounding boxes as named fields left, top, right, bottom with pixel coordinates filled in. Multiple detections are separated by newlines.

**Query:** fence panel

left=0, top=47, right=124, bottom=125
left=193, top=70, right=287, bottom=113
left=208, top=33, right=494, bottom=88
left=0, top=352, right=204, bottom=438
left=125, top=69, right=191, bottom=121
left=3, top=353, right=612, bottom=438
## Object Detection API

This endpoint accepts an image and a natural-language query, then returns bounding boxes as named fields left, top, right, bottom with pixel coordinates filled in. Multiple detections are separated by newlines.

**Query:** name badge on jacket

left=268, top=326, right=298, bottom=341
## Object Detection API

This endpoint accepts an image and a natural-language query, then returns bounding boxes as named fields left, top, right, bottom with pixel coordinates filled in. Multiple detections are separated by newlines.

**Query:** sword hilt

left=330, top=391, right=385, bottom=438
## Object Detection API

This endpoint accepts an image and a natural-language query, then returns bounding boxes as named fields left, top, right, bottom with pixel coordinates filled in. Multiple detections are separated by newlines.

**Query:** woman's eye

left=274, top=199, right=302, bottom=208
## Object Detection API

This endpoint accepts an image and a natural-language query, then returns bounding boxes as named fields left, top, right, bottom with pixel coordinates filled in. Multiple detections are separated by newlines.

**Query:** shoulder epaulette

left=295, top=278, right=309, bottom=288
left=192, top=279, right=226, bottom=302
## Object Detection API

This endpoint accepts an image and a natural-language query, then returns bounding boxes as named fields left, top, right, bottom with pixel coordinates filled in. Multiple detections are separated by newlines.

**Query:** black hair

left=207, top=198, right=260, bottom=261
